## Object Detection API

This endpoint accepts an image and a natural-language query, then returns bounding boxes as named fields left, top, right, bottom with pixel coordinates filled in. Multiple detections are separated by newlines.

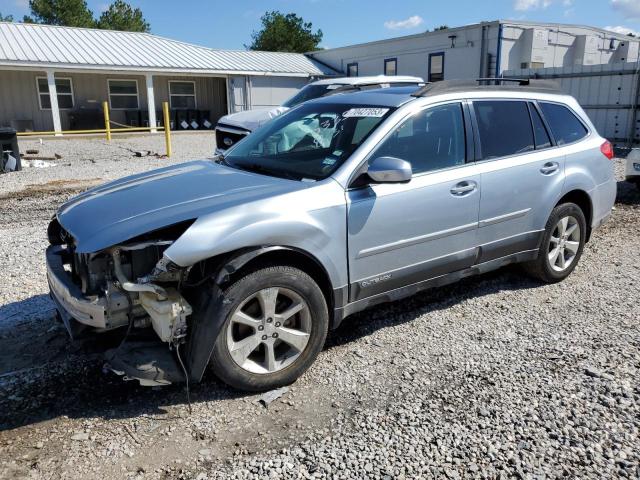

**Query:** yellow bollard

left=103, top=101, right=111, bottom=141
left=162, top=101, right=172, bottom=157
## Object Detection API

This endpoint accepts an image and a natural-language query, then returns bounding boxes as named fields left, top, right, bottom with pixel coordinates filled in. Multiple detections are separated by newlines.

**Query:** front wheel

left=208, top=265, right=328, bottom=391
left=523, top=202, right=587, bottom=283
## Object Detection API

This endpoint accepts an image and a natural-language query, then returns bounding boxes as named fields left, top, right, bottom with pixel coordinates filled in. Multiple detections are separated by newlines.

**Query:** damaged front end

left=46, top=217, right=196, bottom=386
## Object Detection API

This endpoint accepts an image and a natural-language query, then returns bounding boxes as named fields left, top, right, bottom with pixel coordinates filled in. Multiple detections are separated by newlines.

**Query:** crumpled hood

left=57, top=160, right=306, bottom=253
left=218, top=106, right=289, bottom=132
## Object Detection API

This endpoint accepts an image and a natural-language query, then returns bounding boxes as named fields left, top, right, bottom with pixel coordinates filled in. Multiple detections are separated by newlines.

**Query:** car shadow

left=325, top=264, right=542, bottom=350
left=0, top=264, right=543, bottom=432
left=616, top=180, right=640, bottom=206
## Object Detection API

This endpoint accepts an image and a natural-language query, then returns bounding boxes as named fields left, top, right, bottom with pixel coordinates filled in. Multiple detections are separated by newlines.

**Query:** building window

left=169, top=81, right=197, bottom=109
left=347, top=62, right=358, bottom=77
left=108, top=79, right=139, bottom=109
left=384, top=58, right=397, bottom=76
left=428, top=52, right=445, bottom=82
left=36, top=77, right=74, bottom=110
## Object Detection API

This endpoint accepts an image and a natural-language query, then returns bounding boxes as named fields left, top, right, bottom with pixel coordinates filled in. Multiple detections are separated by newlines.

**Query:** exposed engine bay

left=46, top=217, right=200, bottom=386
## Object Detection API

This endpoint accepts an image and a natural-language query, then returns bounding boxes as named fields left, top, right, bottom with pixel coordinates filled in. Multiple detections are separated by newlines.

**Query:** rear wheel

left=208, top=265, right=328, bottom=391
left=523, top=202, right=587, bottom=283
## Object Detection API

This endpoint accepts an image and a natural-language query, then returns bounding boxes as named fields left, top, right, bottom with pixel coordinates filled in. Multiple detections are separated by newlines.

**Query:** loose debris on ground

left=0, top=135, right=638, bottom=479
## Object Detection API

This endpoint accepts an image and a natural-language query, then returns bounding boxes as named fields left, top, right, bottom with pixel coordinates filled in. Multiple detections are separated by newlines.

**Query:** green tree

left=0, top=12, right=14, bottom=22
left=248, top=11, right=323, bottom=53
left=97, top=0, right=150, bottom=32
left=434, top=25, right=449, bottom=31
left=24, top=0, right=95, bottom=27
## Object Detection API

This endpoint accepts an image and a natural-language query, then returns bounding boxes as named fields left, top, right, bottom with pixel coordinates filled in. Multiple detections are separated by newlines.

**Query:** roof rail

left=411, top=77, right=562, bottom=97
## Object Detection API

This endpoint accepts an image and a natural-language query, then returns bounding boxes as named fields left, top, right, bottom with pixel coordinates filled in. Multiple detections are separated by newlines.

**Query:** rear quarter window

left=539, top=102, right=588, bottom=146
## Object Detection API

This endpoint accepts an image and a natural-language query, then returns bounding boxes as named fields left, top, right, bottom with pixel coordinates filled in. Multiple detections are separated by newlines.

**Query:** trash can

left=69, top=110, right=103, bottom=130
left=0, top=127, right=21, bottom=173
left=124, top=110, right=141, bottom=127
left=199, top=110, right=213, bottom=129
left=187, top=109, right=200, bottom=129
left=174, top=110, right=189, bottom=130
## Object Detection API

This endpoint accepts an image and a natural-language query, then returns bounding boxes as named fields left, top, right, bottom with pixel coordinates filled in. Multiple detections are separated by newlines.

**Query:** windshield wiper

left=214, top=154, right=228, bottom=166
left=234, top=162, right=301, bottom=181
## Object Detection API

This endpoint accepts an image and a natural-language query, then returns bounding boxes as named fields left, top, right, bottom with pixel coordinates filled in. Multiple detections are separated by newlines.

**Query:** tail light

left=600, top=140, right=614, bottom=160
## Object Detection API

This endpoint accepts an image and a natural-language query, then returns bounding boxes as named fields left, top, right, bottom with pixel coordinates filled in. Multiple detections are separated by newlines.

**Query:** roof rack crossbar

left=411, top=77, right=562, bottom=97
left=475, top=77, right=531, bottom=85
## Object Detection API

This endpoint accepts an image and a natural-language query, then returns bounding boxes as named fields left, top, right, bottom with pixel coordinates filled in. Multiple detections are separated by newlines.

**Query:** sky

left=1, top=0, right=639, bottom=50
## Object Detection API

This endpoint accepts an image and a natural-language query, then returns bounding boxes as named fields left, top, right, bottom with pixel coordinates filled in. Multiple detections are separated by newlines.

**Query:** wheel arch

left=556, top=189, right=593, bottom=241
left=184, top=245, right=342, bottom=384
left=215, top=246, right=339, bottom=318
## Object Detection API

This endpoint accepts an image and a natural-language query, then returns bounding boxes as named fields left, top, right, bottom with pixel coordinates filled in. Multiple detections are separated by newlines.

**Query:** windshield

left=224, top=102, right=395, bottom=180
left=282, top=84, right=342, bottom=108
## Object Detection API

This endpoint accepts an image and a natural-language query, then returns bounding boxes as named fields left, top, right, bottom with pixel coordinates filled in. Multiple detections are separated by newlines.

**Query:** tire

left=523, top=202, right=587, bottom=283
left=208, top=265, right=328, bottom=391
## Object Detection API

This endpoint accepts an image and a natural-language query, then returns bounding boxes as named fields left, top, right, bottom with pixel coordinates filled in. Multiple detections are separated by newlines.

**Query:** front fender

left=163, top=181, right=348, bottom=289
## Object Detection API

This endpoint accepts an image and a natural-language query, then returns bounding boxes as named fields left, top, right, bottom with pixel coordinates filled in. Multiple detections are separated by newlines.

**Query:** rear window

left=473, top=100, right=534, bottom=159
left=539, top=102, right=588, bottom=145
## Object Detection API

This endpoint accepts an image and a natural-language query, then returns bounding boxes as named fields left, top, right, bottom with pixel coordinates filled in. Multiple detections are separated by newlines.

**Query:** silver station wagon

left=46, top=79, right=616, bottom=391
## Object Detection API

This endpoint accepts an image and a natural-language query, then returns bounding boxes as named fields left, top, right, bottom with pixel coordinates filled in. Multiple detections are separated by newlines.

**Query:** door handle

left=450, top=181, right=477, bottom=196
left=540, top=162, right=560, bottom=175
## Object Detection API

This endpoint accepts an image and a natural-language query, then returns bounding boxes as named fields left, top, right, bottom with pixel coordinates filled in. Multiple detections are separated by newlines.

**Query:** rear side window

left=539, top=102, right=588, bottom=145
left=529, top=103, right=552, bottom=149
left=473, top=101, right=534, bottom=159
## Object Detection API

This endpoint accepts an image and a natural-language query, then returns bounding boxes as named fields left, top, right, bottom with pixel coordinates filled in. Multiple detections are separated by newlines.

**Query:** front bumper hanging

left=46, top=245, right=134, bottom=336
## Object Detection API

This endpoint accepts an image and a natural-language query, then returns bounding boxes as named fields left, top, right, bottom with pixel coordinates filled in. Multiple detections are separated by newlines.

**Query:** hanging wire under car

left=175, top=342, right=192, bottom=414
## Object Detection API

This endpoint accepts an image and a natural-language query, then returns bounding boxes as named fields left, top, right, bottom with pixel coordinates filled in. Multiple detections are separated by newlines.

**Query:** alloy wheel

left=226, top=287, right=311, bottom=374
left=548, top=215, right=581, bottom=272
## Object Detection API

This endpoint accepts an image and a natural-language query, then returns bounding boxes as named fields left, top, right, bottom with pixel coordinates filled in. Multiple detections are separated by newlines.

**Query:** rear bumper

left=625, top=156, right=640, bottom=181
left=46, top=245, right=132, bottom=333
left=590, top=176, right=617, bottom=232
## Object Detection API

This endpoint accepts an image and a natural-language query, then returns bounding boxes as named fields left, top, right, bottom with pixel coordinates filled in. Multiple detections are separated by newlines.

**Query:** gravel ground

left=0, top=136, right=638, bottom=480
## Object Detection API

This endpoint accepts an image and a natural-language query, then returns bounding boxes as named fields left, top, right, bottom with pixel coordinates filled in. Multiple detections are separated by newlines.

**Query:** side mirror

left=367, top=156, right=412, bottom=184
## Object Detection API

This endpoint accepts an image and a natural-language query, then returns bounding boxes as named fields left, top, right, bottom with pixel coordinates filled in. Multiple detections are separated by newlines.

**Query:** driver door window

left=370, top=103, right=466, bottom=174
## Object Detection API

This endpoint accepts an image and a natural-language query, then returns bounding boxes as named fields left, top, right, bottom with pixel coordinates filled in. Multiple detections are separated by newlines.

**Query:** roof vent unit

left=521, top=28, right=549, bottom=66
left=574, top=35, right=599, bottom=66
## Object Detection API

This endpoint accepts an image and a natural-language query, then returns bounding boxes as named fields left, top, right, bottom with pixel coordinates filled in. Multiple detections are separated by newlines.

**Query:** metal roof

left=0, top=22, right=337, bottom=77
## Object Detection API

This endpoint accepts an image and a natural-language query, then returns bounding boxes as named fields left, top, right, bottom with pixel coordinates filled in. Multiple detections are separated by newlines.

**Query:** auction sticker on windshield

left=343, top=108, right=390, bottom=118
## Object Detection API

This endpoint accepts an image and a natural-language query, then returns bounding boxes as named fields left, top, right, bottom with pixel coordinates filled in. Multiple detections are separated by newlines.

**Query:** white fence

left=504, top=62, right=640, bottom=148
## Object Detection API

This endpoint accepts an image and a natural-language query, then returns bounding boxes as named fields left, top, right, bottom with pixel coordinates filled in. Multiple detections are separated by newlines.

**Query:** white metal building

left=307, top=20, right=640, bottom=144
left=0, top=22, right=337, bottom=133
left=308, top=20, right=639, bottom=81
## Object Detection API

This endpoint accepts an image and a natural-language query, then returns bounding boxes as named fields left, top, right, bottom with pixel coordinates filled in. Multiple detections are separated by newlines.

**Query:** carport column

left=46, top=70, right=62, bottom=136
left=146, top=73, right=157, bottom=133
